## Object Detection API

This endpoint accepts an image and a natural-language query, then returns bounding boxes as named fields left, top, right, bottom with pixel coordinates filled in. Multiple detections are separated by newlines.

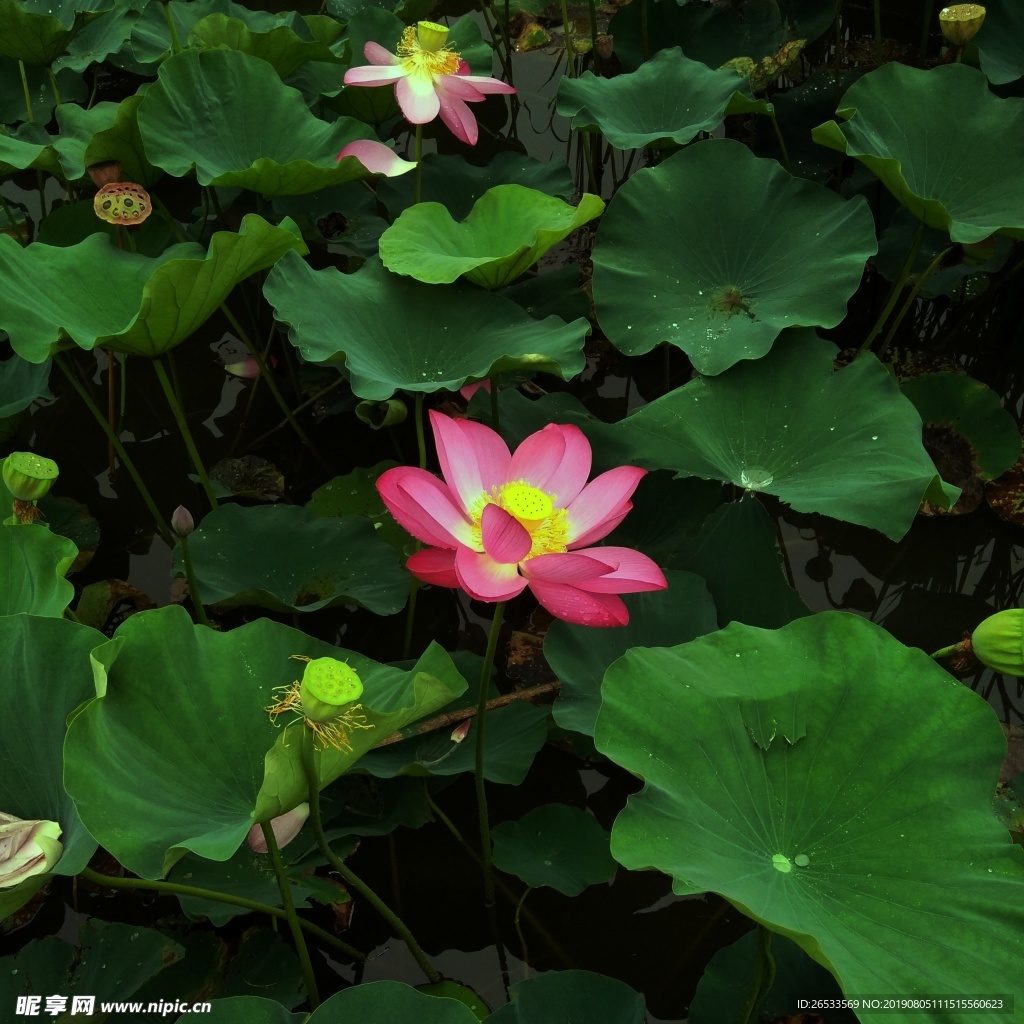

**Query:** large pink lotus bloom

left=343, top=21, right=516, bottom=146
left=377, top=412, right=667, bottom=627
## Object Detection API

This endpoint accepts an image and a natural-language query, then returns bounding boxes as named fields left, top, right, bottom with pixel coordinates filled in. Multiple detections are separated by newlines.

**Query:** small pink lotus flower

left=343, top=21, right=516, bottom=146
left=247, top=803, right=309, bottom=854
left=377, top=412, right=667, bottom=627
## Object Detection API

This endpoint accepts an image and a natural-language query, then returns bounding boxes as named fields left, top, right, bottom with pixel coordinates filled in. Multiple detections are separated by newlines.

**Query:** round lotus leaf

left=0, top=122, right=62, bottom=177
left=0, top=0, right=102, bottom=66
left=975, top=0, right=1023, bottom=85
left=592, top=138, right=876, bottom=375
left=137, top=48, right=376, bottom=195
left=611, top=331, right=957, bottom=541
left=0, top=354, right=50, bottom=418
left=0, top=215, right=306, bottom=362
left=380, top=185, right=604, bottom=288
left=0, top=523, right=76, bottom=616
left=556, top=47, right=767, bottom=150
left=263, top=252, right=589, bottom=400
left=172, top=502, right=408, bottom=615
left=812, top=63, right=1024, bottom=244
left=596, top=611, right=1024, bottom=1005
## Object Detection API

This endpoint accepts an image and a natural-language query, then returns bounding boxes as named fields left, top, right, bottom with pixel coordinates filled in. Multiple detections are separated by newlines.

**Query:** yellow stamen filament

left=469, top=480, right=571, bottom=560
left=265, top=679, right=374, bottom=753
left=397, top=25, right=460, bottom=78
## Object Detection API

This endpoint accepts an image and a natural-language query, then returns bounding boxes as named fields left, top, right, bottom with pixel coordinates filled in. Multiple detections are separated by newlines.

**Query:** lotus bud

left=0, top=813, right=63, bottom=888
left=171, top=505, right=194, bottom=537
left=2, top=452, right=58, bottom=502
left=450, top=720, right=471, bottom=743
left=299, top=658, right=364, bottom=724
left=970, top=609, right=1024, bottom=675
left=595, top=35, right=615, bottom=60
left=416, top=21, right=450, bottom=52
left=86, top=161, right=121, bottom=187
left=939, top=4, right=986, bottom=46
left=247, top=803, right=309, bottom=854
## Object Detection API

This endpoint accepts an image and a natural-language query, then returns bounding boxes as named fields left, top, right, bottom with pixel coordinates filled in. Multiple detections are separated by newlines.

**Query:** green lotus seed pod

left=299, top=658, right=364, bottom=723
left=2, top=452, right=58, bottom=502
left=939, top=4, right=986, bottom=46
left=970, top=609, right=1024, bottom=675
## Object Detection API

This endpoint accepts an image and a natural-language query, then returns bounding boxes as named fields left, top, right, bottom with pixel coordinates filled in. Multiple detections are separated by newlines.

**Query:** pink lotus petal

left=430, top=411, right=511, bottom=511
left=459, top=380, right=491, bottom=401
left=520, top=551, right=615, bottom=584
left=569, top=502, right=631, bottom=549
left=337, top=140, right=417, bottom=177
left=436, top=74, right=488, bottom=102
left=344, top=64, right=407, bottom=86
left=247, top=803, right=309, bottom=853
left=396, top=71, right=441, bottom=124
left=508, top=424, right=591, bottom=506
left=397, top=474, right=478, bottom=548
left=565, top=466, right=646, bottom=544
left=407, top=547, right=460, bottom=588
left=481, top=503, right=532, bottom=563
left=377, top=466, right=469, bottom=548
left=567, top=546, right=668, bottom=594
left=436, top=90, right=478, bottom=145
left=364, top=41, right=401, bottom=65
left=526, top=579, right=629, bottom=627
left=455, top=547, right=528, bottom=602
left=454, top=73, right=517, bottom=95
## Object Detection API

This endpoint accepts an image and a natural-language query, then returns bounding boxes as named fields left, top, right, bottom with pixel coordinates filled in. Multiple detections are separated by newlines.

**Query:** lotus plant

left=0, top=813, right=62, bottom=888
left=377, top=413, right=667, bottom=626
left=343, top=21, right=516, bottom=146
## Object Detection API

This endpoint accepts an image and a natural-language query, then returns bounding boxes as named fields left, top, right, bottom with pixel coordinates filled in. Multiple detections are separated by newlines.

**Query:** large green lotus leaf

left=0, top=0, right=103, bottom=65
left=51, top=0, right=145, bottom=74
left=188, top=12, right=346, bottom=79
left=0, top=524, right=76, bottom=616
left=0, top=215, right=306, bottom=362
left=611, top=332, right=957, bottom=541
left=591, top=139, right=876, bottom=374
left=0, top=354, right=50, bottom=417
left=491, top=804, right=616, bottom=896
left=596, top=612, right=1024, bottom=1012
left=174, top=503, right=408, bottom=615
left=379, top=186, right=604, bottom=289
left=0, top=122, right=62, bottom=177
left=900, top=372, right=1021, bottom=481
left=0, top=615, right=103, bottom=881
left=54, top=94, right=159, bottom=187
left=63, top=606, right=461, bottom=878
left=546, top=570, right=717, bottom=738
left=0, top=923, right=182, bottom=1010
left=137, top=48, right=376, bottom=195
left=263, top=252, right=589, bottom=400
left=556, top=48, right=767, bottom=149
left=812, top=64, right=1024, bottom=245
left=976, top=0, right=1024, bottom=85
left=377, top=152, right=574, bottom=221
left=488, top=971, right=646, bottom=1024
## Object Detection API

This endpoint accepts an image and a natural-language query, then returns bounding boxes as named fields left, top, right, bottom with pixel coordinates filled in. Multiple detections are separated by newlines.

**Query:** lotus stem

left=47, top=68, right=61, bottom=107
left=768, top=109, right=792, bottom=174
left=177, top=532, right=212, bottom=627
left=860, top=219, right=925, bottom=353
left=77, top=866, right=365, bottom=960
left=872, top=0, right=882, bottom=65
left=490, top=377, right=500, bottom=435
left=300, top=730, right=442, bottom=984
left=152, top=356, right=219, bottom=508
left=919, top=0, right=934, bottom=57
left=738, top=924, right=776, bottom=1023
left=18, top=60, right=34, bottom=122
left=475, top=600, right=506, bottom=908
left=877, top=245, right=954, bottom=360
left=54, top=353, right=175, bottom=546
left=641, top=0, right=650, bottom=61
left=261, top=821, right=320, bottom=1009
left=560, top=0, right=576, bottom=77
left=414, top=391, right=427, bottom=470
left=0, top=193, right=22, bottom=239
left=930, top=642, right=962, bottom=660
left=413, top=124, right=423, bottom=205
left=163, top=1, right=183, bottom=55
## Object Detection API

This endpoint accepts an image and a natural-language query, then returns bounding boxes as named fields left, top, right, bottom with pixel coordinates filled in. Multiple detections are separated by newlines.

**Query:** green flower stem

left=78, top=866, right=365, bottom=960
left=47, top=68, right=61, bottom=107
left=560, top=0, right=576, bottom=77
left=152, top=356, right=219, bottom=508
left=177, top=533, right=212, bottom=627
left=18, top=60, right=34, bottom=122
left=300, top=730, right=442, bottom=984
left=919, top=0, right=934, bottom=57
left=163, top=1, right=184, bottom=55
left=475, top=600, right=506, bottom=908
left=768, top=109, right=792, bottom=174
left=877, top=245, right=954, bottom=360
left=490, top=378, right=500, bottom=435
left=54, top=353, right=175, bottom=546
left=261, top=821, right=321, bottom=1009
left=0, top=193, right=23, bottom=239
left=243, top=377, right=347, bottom=450
left=873, top=0, right=883, bottom=66
left=414, top=391, right=427, bottom=470
left=930, top=642, right=962, bottom=660
left=414, top=124, right=423, bottom=205
left=860, top=219, right=925, bottom=353
left=586, top=0, right=599, bottom=57
left=739, top=924, right=776, bottom=1024
left=401, top=575, right=421, bottom=660
left=640, top=0, right=649, bottom=61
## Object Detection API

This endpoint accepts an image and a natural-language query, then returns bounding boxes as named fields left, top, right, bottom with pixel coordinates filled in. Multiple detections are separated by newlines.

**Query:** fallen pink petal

left=377, top=413, right=667, bottom=626
left=337, top=140, right=417, bottom=177
left=343, top=21, right=516, bottom=145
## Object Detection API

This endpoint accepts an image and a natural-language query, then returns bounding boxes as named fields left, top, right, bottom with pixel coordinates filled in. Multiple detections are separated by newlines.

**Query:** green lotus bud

left=0, top=813, right=63, bottom=888
left=171, top=505, right=194, bottom=537
left=970, top=609, right=1024, bottom=675
left=939, top=5, right=986, bottom=46
left=2, top=452, right=58, bottom=502
left=299, top=658, right=364, bottom=724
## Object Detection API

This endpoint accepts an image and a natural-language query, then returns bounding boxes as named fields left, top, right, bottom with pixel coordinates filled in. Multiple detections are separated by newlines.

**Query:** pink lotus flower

left=343, top=21, right=516, bottom=146
left=377, top=412, right=667, bottom=627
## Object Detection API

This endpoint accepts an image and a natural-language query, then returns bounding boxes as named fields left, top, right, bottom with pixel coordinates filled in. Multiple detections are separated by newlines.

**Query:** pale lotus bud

left=299, top=658, right=364, bottom=723
left=939, top=4, right=986, bottom=46
left=171, top=505, right=194, bottom=537
left=247, top=803, right=309, bottom=853
left=0, top=813, right=63, bottom=888
left=970, top=609, right=1024, bottom=675
left=2, top=452, right=58, bottom=502
left=450, top=720, right=471, bottom=743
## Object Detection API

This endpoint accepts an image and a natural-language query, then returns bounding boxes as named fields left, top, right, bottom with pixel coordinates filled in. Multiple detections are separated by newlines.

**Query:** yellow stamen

left=397, top=24, right=461, bottom=78
left=469, top=480, right=571, bottom=561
